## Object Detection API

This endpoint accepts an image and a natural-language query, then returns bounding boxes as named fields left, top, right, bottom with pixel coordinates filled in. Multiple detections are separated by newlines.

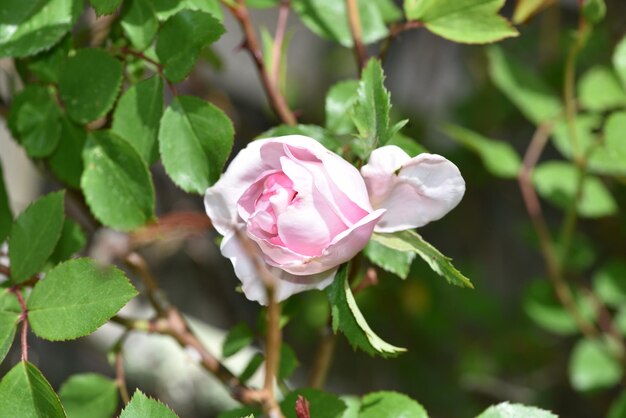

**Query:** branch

left=517, top=122, right=597, bottom=338
left=271, top=0, right=290, bottom=87
left=379, top=21, right=423, bottom=62
left=307, top=327, right=336, bottom=389
left=224, top=0, right=297, bottom=126
left=234, top=230, right=283, bottom=417
left=120, top=47, right=179, bottom=95
left=112, top=333, right=131, bottom=405
left=124, top=252, right=169, bottom=317
left=10, top=287, right=29, bottom=361
left=345, top=0, right=367, bottom=71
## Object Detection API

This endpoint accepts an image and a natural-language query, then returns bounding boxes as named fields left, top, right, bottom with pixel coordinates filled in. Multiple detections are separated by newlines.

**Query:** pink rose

left=205, top=136, right=464, bottom=304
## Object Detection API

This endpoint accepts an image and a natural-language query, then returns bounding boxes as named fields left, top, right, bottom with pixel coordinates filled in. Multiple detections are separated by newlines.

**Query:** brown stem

left=345, top=0, right=367, bottom=71
left=517, top=123, right=597, bottom=338
left=124, top=252, right=168, bottom=317
left=111, top=311, right=254, bottom=402
left=224, top=1, right=297, bottom=125
left=379, top=21, right=423, bottom=62
left=0, top=264, right=9, bottom=277
left=307, top=327, right=336, bottom=389
left=10, top=288, right=29, bottom=361
left=115, top=344, right=130, bottom=405
left=271, top=0, right=290, bottom=87
left=120, top=47, right=178, bottom=95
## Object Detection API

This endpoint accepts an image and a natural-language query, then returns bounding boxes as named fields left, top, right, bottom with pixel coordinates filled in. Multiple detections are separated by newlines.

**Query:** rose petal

left=221, top=233, right=337, bottom=304
left=275, top=208, right=385, bottom=275
left=205, top=139, right=272, bottom=235
left=361, top=146, right=465, bottom=232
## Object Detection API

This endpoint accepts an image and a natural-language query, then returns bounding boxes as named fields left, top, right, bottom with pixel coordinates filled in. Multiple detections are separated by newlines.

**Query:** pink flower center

left=247, top=172, right=297, bottom=242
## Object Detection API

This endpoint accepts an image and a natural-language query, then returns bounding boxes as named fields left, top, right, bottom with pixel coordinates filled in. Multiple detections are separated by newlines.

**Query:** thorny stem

left=124, top=252, right=168, bottom=317
left=120, top=47, right=179, bottom=95
left=10, top=287, right=29, bottom=362
left=307, top=327, right=336, bottom=389
left=113, top=333, right=131, bottom=405
left=223, top=0, right=297, bottom=126
left=234, top=230, right=284, bottom=417
left=345, top=0, right=367, bottom=71
left=271, top=0, right=290, bottom=87
left=379, top=21, right=423, bottom=62
left=517, top=123, right=597, bottom=338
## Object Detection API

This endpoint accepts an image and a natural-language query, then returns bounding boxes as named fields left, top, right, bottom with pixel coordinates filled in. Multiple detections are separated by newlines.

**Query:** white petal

left=362, top=148, right=465, bottom=232
left=204, top=140, right=271, bottom=235
left=221, top=233, right=336, bottom=305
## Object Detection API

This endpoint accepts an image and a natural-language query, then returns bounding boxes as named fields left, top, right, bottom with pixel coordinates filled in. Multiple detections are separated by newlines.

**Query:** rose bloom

left=205, top=135, right=464, bottom=304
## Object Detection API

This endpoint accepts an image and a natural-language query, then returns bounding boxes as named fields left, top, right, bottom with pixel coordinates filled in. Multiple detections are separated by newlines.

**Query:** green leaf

left=513, top=0, right=552, bottom=24
left=89, top=0, right=122, bottom=15
left=239, top=352, right=264, bottom=383
left=59, top=374, right=118, bottom=418
left=112, top=76, right=164, bottom=165
left=59, top=48, right=123, bottom=124
left=477, top=402, right=557, bottom=418
left=259, top=124, right=342, bottom=153
left=0, top=289, right=22, bottom=313
left=152, top=0, right=223, bottom=21
left=326, top=264, right=406, bottom=357
left=364, top=239, right=415, bottom=279
left=120, top=390, right=179, bottom=418
left=614, top=34, right=626, bottom=90
left=604, top=111, right=626, bottom=170
left=247, top=0, right=280, bottom=8
left=608, top=391, right=626, bottom=418
left=371, top=231, right=473, bottom=288
left=325, top=79, right=359, bottom=135
left=405, top=0, right=518, bottom=44
left=0, top=0, right=80, bottom=58
left=0, top=162, right=12, bottom=243
left=569, top=338, right=622, bottom=391
left=278, top=344, right=299, bottom=380
left=386, top=133, right=427, bottom=157
left=9, top=191, right=65, bottom=283
left=0, top=361, right=66, bottom=418
left=218, top=407, right=261, bottom=418
left=281, top=388, right=346, bottom=418
left=8, top=85, right=61, bottom=158
left=583, top=0, right=605, bottom=24
left=48, top=117, right=87, bottom=188
left=487, top=46, right=562, bottom=124
left=156, top=10, right=225, bottom=82
left=27, top=257, right=138, bottom=341
left=533, top=161, right=617, bottom=218
left=360, top=391, right=428, bottom=418
left=578, top=66, right=626, bottom=111
left=26, top=35, right=71, bottom=84
left=292, top=0, right=388, bottom=47
left=48, top=219, right=86, bottom=265
left=443, top=124, right=521, bottom=179
left=593, top=261, right=626, bottom=308
left=352, top=59, right=404, bottom=156
left=81, top=131, right=155, bottom=230
left=222, top=323, right=254, bottom=358
left=523, top=279, right=594, bottom=336
left=159, top=95, right=234, bottom=193
left=121, top=0, right=159, bottom=50
left=0, top=312, right=18, bottom=364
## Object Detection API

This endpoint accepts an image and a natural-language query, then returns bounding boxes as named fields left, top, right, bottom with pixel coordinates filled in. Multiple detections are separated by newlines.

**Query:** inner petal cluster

left=236, top=144, right=369, bottom=264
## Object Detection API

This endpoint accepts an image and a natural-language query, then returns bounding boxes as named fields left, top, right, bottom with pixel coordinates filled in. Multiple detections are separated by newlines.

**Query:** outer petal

left=274, top=209, right=385, bottom=275
left=361, top=146, right=465, bottom=233
left=205, top=139, right=271, bottom=235
left=221, top=233, right=337, bottom=305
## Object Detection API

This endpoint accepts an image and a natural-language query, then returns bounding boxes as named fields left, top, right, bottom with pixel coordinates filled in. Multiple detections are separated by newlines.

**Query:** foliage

left=0, top=0, right=623, bottom=417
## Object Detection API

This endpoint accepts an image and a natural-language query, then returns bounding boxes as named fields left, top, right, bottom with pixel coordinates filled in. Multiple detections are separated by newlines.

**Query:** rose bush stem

left=517, top=122, right=597, bottom=339
left=223, top=0, right=297, bottom=126
left=345, top=0, right=367, bottom=71
left=308, top=327, right=336, bottom=389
